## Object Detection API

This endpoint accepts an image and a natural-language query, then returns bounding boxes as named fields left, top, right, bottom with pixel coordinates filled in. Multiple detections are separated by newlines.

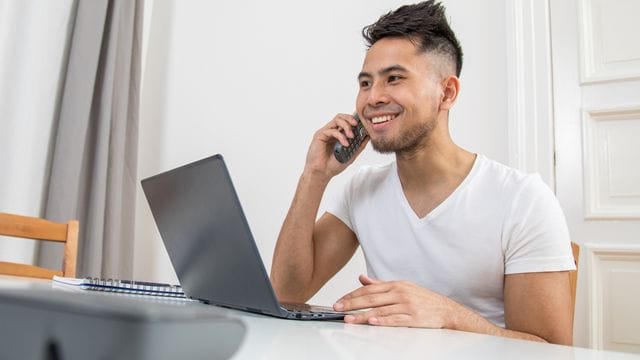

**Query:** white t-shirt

left=327, top=154, right=575, bottom=327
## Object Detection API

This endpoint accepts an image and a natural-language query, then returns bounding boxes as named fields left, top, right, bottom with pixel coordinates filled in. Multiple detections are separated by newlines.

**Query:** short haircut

left=362, top=1, right=463, bottom=77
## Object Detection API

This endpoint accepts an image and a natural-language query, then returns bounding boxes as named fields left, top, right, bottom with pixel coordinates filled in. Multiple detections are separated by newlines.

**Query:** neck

left=395, top=122, right=475, bottom=192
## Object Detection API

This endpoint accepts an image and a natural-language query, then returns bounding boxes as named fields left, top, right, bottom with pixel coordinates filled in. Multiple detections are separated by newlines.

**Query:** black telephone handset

left=333, top=113, right=368, bottom=163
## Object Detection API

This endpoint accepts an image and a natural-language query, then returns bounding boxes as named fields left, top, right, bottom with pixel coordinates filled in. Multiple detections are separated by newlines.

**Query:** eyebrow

left=358, top=64, right=409, bottom=80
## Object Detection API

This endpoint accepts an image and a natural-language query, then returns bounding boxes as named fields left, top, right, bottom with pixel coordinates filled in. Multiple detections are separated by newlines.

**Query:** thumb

left=359, top=273, right=380, bottom=285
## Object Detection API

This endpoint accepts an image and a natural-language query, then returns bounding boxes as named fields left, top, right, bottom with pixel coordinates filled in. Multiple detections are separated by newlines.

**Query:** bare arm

left=335, top=271, right=573, bottom=345
left=271, top=183, right=358, bottom=302
left=435, top=271, right=572, bottom=344
left=503, top=271, right=573, bottom=344
left=270, top=114, right=366, bottom=303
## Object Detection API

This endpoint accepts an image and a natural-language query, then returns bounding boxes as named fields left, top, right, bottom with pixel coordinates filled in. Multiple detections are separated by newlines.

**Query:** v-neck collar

left=390, top=154, right=482, bottom=224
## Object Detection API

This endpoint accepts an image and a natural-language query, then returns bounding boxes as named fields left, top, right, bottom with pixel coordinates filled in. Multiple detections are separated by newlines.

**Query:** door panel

left=550, top=0, right=640, bottom=352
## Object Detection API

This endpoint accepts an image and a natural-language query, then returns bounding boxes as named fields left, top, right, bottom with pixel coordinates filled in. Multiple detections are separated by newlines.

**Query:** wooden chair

left=569, top=242, right=580, bottom=318
left=0, top=212, right=79, bottom=279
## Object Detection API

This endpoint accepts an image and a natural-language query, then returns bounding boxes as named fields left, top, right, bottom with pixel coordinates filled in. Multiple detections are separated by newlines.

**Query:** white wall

left=135, top=0, right=509, bottom=305
left=0, top=1, right=74, bottom=263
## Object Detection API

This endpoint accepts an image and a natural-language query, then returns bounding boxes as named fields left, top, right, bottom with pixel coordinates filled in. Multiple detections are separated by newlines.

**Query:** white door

left=550, top=0, right=640, bottom=352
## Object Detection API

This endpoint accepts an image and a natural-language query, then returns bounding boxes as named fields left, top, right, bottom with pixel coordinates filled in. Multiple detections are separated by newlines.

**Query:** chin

left=371, top=135, right=427, bottom=155
left=370, top=139, right=400, bottom=154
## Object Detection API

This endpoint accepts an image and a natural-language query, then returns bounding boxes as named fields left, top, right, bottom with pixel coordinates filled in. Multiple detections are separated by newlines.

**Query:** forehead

left=361, top=37, right=431, bottom=75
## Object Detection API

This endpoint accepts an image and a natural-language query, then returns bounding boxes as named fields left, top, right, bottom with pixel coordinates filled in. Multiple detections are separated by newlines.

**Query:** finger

left=335, top=288, right=399, bottom=311
left=330, top=128, right=351, bottom=147
left=338, top=281, right=395, bottom=302
left=359, top=274, right=380, bottom=286
left=336, top=113, right=359, bottom=127
left=317, top=127, right=350, bottom=147
left=333, top=115, right=356, bottom=138
left=343, top=304, right=407, bottom=325
left=339, top=292, right=397, bottom=311
left=368, top=313, right=414, bottom=327
left=320, top=115, right=355, bottom=145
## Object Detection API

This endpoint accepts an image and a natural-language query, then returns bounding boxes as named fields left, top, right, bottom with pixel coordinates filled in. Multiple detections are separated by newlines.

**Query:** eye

left=388, top=75, right=403, bottom=83
left=359, top=79, right=371, bottom=89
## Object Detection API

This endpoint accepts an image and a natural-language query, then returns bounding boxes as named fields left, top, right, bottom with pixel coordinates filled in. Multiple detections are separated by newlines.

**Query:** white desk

left=1, top=275, right=638, bottom=360
left=229, top=308, right=640, bottom=360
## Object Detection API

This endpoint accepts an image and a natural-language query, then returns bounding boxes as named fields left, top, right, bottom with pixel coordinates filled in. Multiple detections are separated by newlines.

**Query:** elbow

left=536, top=326, right=573, bottom=346
left=547, top=332, right=573, bottom=346
left=270, top=273, right=314, bottom=303
left=545, top=322, right=574, bottom=346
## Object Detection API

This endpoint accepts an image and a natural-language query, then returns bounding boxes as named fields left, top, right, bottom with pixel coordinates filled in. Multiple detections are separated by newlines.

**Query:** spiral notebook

left=52, top=275, right=187, bottom=298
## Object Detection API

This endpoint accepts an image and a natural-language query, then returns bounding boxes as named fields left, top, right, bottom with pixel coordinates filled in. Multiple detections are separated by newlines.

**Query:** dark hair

left=362, top=1, right=463, bottom=77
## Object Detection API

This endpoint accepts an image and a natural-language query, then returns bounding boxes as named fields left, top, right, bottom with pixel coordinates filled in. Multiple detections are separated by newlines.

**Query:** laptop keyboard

left=281, top=302, right=344, bottom=316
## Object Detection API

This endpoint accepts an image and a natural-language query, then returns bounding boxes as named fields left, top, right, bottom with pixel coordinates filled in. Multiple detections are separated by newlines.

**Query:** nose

left=366, top=82, right=389, bottom=107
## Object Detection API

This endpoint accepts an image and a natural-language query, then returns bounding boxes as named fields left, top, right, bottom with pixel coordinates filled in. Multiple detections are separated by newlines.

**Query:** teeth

left=371, top=115, right=395, bottom=124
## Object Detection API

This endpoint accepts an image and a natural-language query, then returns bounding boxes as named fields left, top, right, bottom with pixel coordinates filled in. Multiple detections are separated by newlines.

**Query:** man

left=271, top=1, right=575, bottom=345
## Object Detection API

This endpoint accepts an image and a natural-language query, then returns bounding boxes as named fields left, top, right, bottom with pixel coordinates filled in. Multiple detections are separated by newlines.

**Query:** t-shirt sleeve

left=503, top=175, right=576, bottom=274
left=325, top=175, right=354, bottom=231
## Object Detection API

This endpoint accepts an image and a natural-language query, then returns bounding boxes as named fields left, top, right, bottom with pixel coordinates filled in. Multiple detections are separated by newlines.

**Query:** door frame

left=505, top=0, right=555, bottom=189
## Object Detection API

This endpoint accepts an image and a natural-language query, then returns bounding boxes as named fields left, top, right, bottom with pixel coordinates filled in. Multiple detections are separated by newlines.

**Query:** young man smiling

left=271, top=1, right=575, bottom=345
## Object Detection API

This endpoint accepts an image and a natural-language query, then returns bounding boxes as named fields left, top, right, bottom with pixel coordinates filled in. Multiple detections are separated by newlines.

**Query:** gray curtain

left=39, top=0, right=143, bottom=279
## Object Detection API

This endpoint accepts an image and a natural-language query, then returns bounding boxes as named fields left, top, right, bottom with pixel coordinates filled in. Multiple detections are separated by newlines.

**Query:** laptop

left=141, top=154, right=347, bottom=320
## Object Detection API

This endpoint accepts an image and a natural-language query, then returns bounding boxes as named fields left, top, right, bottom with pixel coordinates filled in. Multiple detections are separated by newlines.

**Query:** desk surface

left=1, top=275, right=638, bottom=360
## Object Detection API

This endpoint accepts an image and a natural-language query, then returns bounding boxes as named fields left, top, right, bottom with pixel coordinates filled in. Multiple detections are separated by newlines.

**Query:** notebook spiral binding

left=83, top=277, right=186, bottom=298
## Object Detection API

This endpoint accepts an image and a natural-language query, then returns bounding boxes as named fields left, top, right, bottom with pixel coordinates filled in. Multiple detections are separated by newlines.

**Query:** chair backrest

left=569, top=242, right=580, bottom=318
left=0, top=212, right=79, bottom=279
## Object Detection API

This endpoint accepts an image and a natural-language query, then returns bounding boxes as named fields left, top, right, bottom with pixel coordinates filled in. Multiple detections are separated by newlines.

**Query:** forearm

left=448, top=302, right=546, bottom=343
left=270, top=170, right=330, bottom=302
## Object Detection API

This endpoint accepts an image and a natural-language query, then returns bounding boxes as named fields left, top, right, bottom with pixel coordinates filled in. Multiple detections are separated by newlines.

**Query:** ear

left=439, top=75, right=460, bottom=111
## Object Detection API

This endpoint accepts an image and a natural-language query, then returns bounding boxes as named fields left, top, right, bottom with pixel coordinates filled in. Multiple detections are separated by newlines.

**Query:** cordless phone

left=333, top=113, right=368, bottom=163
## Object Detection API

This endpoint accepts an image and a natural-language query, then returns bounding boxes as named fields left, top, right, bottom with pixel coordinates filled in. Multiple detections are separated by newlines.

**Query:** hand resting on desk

left=334, top=274, right=455, bottom=328
left=333, top=273, right=573, bottom=346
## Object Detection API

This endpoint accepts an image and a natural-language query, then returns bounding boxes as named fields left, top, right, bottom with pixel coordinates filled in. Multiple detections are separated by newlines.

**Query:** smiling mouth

left=370, top=114, right=399, bottom=125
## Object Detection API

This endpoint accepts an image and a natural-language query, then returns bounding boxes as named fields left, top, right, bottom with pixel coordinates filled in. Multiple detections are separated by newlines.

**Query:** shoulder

left=482, top=156, right=574, bottom=273
left=475, top=155, right=531, bottom=185
left=327, top=162, right=395, bottom=228
left=473, top=155, right=550, bottom=199
left=348, top=162, right=395, bottom=191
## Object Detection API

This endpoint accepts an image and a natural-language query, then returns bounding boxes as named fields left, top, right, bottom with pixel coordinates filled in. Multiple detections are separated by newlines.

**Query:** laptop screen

left=141, top=154, right=281, bottom=315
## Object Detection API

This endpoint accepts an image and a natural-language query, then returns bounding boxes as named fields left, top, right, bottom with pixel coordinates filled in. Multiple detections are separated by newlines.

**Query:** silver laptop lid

left=141, top=154, right=283, bottom=316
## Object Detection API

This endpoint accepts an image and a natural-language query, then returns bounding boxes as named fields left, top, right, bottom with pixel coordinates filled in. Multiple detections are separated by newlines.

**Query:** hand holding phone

left=333, top=114, right=368, bottom=163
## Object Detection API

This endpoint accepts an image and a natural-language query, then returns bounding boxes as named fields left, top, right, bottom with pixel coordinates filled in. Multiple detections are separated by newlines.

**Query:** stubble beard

left=370, top=117, right=437, bottom=156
